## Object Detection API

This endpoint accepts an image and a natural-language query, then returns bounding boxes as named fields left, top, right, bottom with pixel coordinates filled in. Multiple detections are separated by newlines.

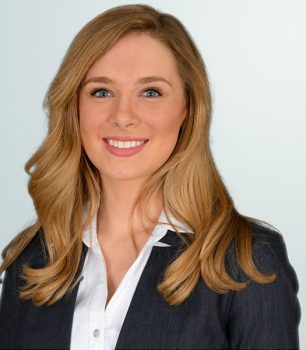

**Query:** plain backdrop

left=0, top=0, right=305, bottom=346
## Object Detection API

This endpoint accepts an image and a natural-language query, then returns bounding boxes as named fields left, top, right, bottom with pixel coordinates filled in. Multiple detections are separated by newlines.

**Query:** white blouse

left=70, top=210, right=192, bottom=350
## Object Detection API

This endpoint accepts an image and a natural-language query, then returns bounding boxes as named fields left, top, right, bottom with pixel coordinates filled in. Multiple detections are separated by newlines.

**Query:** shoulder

left=247, top=220, right=296, bottom=278
left=248, top=219, right=283, bottom=245
left=1, top=229, right=48, bottom=287
left=0, top=230, right=46, bottom=303
left=227, top=220, right=294, bottom=281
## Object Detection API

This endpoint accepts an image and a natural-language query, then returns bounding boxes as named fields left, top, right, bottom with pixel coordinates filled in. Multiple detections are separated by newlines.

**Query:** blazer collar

left=158, top=229, right=194, bottom=247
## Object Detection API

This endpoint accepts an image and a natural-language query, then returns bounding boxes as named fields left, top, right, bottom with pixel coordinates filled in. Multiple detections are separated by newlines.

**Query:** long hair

left=0, top=4, right=275, bottom=306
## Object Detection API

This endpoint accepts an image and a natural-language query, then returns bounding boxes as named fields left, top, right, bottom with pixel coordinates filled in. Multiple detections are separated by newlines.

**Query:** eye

left=90, top=88, right=112, bottom=98
left=143, top=88, right=162, bottom=98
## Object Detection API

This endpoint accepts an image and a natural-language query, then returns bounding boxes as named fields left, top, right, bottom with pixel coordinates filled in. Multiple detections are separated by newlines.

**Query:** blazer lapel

left=115, top=229, right=188, bottom=349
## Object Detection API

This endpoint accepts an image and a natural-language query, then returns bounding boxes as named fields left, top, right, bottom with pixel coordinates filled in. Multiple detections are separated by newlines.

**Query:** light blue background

left=0, top=0, right=305, bottom=346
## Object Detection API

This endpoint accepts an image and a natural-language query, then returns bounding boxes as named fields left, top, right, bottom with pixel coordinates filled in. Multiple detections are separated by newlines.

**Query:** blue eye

left=143, top=88, right=162, bottom=97
left=91, top=89, right=112, bottom=98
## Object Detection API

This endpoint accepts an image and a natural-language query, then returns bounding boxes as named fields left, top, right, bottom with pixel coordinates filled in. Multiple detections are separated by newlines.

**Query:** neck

left=97, top=177, right=163, bottom=240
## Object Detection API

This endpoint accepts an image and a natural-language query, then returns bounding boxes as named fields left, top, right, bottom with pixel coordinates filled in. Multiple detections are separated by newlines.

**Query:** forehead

left=85, top=32, right=181, bottom=82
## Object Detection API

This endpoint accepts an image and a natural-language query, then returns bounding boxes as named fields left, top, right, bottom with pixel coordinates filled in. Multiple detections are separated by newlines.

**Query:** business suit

left=0, top=221, right=300, bottom=349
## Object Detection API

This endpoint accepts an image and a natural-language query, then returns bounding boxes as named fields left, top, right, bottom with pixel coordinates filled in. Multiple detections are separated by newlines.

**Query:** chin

left=101, top=171, right=152, bottom=182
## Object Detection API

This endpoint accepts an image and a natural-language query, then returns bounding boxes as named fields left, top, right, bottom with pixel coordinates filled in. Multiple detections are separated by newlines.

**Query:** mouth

left=103, top=138, right=149, bottom=148
left=102, top=138, right=149, bottom=157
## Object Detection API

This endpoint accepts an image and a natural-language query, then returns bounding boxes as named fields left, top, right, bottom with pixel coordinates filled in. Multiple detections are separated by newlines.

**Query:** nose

left=107, top=94, right=139, bottom=128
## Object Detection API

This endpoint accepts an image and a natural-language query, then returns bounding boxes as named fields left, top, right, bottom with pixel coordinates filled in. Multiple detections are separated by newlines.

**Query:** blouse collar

left=82, top=209, right=193, bottom=250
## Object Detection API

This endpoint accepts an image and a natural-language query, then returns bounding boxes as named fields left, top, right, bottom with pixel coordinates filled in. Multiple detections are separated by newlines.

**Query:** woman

left=0, top=4, right=300, bottom=349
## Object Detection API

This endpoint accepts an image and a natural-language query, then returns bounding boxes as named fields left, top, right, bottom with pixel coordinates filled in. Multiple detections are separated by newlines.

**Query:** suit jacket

left=0, top=221, right=300, bottom=349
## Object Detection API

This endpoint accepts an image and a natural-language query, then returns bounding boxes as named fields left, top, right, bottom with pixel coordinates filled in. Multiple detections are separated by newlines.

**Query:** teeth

left=107, top=139, right=146, bottom=148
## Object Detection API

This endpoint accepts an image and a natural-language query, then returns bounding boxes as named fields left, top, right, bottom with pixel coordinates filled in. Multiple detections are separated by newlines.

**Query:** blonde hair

left=0, top=4, right=275, bottom=306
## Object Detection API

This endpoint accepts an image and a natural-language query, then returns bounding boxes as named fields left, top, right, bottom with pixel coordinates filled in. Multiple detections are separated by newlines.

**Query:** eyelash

left=143, top=88, right=162, bottom=97
left=90, top=87, right=162, bottom=98
left=90, top=89, right=111, bottom=98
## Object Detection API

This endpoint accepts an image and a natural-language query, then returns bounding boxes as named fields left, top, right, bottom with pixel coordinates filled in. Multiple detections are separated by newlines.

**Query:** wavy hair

left=0, top=4, right=275, bottom=306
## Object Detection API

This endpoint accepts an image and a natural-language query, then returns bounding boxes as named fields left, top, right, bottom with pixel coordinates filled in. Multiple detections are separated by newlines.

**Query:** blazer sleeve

left=0, top=258, right=21, bottom=348
left=228, top=224, right=301, bottom=349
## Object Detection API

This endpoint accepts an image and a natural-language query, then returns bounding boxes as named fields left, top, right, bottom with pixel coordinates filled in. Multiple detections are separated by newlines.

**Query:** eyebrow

left=83, top=76, right=172, bottom=87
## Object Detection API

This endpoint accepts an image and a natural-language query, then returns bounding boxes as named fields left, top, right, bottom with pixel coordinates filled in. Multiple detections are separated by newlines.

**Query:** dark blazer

left=0, top=221, right=300, bottom=349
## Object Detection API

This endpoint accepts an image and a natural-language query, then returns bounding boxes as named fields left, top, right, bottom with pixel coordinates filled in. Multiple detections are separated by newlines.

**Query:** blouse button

left=93, top=329, right=100, bottom=338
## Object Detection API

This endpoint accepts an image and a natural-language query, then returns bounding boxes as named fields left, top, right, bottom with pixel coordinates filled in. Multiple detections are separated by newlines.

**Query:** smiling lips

left=103, top=137, right=149, bottom=157
left=103, top=136, right=148, bottom=141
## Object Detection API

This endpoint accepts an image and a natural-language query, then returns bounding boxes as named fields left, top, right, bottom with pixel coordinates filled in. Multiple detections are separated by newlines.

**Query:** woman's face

left=79, top=32, right=186, bottom=185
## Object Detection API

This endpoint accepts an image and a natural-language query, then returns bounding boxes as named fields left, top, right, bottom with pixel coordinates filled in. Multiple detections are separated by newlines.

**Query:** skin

left=79, top=31, right=186, bottom=238
left=78, top=32, right=186, bottom=303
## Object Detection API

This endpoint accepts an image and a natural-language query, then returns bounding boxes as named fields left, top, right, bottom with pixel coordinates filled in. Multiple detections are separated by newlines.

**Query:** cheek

left=79, top=98, right=90, bottom=135
left=145, top=105, right=184, bottom=137
left=79, top=92, right=103, bottom=130
left=144, top=109, right=184, bottom=166
left=78, top=109, right=102, bottom=158
left=79, top=103, right=103, bottom=139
